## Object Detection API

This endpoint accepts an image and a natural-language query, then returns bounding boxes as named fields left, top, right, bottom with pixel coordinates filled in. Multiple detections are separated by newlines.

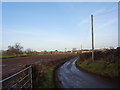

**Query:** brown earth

left=2, top=54, right=74, bottom=79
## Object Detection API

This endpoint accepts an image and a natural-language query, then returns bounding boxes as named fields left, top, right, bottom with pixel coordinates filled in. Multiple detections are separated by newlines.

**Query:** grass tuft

left=76, top=58, right=119, bottom=80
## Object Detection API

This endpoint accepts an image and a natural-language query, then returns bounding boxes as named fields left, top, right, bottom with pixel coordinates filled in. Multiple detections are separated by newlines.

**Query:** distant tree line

left=2, top=43, right=39, bottom=56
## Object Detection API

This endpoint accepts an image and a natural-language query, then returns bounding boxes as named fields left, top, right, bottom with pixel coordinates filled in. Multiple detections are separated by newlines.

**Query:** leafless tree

left=7, top=43, right=23, bottom=55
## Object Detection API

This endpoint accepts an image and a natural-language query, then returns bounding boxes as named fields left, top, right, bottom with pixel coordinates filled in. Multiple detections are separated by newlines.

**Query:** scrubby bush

left=3, top=43, right=23, bottom=56
left=79, top=48, right=120, bottom=63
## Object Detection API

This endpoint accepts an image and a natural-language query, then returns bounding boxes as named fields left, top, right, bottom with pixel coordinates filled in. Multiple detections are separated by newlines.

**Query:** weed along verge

left=76, top=59, right=119, bottom=81
left=76, top=49, right=120, bottom=82
left=31, top=55, right=76, bottom=88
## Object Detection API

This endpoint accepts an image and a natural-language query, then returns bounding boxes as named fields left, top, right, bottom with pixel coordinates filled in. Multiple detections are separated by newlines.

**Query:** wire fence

left=0, top=65, right=32, bottom=89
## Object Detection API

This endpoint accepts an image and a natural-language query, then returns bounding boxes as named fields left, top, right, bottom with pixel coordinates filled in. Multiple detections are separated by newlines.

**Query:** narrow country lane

left=56, top=56, right=118, bottom=88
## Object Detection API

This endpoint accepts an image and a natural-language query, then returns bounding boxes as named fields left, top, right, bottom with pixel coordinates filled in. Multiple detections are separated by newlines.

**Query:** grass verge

left=76, top=58, right=120, bottom=81
left=32, top=55, right=76, bottom=88
left=39, top=65, right=56, bottom=88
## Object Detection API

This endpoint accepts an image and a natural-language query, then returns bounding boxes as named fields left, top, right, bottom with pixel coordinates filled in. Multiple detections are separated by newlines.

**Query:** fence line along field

left=2, top=54, right=75, bottom=79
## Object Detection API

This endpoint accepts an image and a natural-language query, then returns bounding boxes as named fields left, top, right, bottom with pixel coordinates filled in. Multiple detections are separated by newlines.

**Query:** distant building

left=67, top=51, right=71, bottom=53
left=81, top=50, right=91, bottom=53
left=72, top=48, right=77, bottom=54
left=72, top=48, right=77, bottom=52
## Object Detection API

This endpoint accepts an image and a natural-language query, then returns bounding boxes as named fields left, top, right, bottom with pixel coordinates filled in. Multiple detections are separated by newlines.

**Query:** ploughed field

left=2, top=54, right=73, bottom=79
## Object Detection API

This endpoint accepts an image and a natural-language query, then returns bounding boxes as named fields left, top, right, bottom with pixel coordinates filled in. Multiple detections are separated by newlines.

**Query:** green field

left=1, top=54, right=28, bottom=58
left=1, top=53, right=67, bottom=59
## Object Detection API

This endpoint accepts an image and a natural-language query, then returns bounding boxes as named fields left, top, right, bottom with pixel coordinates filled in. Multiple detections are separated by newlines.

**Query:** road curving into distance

left=56, top=56, right=118, bottom=88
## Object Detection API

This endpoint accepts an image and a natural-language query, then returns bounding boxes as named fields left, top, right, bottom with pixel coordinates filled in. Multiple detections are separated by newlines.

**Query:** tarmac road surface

left=56, top=56, right=118, bottom=88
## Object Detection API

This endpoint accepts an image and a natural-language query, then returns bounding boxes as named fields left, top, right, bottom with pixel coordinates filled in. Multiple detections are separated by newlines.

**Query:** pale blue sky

left=2, top=2, right=118, bottom=51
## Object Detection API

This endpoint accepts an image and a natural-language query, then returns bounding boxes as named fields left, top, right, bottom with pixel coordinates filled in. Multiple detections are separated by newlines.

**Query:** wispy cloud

left=77, top=6, right=117, bottom=26
left=77, top=9, right=106, bottom=26
left=95, top=18, right=117, bottom=31
left=94, top=6, right=117, bottom=17
left=93, top=8, right=106, bottom=16
left=3, top=28, right=50, bottom=37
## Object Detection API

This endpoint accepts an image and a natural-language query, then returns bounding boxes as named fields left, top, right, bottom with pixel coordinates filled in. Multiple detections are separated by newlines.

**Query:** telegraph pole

left=91, top=14, right=94, bottom=62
